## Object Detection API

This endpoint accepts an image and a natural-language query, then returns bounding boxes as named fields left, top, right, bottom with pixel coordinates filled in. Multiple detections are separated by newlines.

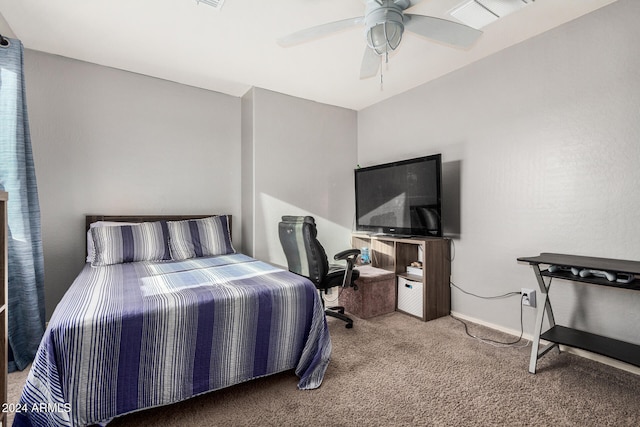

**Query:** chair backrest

left=278, top=216, right=329, bottom=286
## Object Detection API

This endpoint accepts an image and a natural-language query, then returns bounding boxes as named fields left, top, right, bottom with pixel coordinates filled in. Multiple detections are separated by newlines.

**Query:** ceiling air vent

left=196, top=0, right=225, bottom=10
left=450, top=0, right=533, bottom=29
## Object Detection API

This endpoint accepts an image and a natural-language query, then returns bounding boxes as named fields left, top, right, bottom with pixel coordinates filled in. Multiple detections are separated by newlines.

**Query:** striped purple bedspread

left=14, top=254, right=331, bottom=427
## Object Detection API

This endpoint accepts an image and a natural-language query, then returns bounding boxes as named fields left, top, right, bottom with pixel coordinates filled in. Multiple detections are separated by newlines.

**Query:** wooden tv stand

left=352, top=233, right=451, bottom=321
left=518, top=253, right=640, bottom=373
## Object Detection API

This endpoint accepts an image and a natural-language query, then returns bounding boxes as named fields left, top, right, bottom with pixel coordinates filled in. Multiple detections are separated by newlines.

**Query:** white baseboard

left=450, top=310, right=535, bottom=341
left=450, top=311, right=640, bottom=376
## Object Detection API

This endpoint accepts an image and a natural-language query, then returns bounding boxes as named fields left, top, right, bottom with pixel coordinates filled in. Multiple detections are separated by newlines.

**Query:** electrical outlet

left=521, top=288, right=536, bottom=307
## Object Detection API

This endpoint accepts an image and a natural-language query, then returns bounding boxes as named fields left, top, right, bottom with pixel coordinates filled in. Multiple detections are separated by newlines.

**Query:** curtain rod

left=0, top=33, right=9, bottom=47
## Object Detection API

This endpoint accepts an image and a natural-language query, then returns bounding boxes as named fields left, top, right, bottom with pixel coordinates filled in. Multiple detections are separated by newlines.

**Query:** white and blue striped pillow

left=91, top=221, right=171, bottom=267
left=168, top=215, right=235, bottom=261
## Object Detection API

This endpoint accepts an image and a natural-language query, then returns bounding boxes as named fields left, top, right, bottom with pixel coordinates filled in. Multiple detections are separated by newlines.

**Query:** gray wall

left=22, top=51, right=356, bottom=319
left=245, top=88, right=357, bottom=266
left=0, top=11, right=15, bottom=38
left=358, top=0, right=640, bottom=343
left=241, top=89, right=255, bottom=256
left=24, top=51, right=242, bottom=318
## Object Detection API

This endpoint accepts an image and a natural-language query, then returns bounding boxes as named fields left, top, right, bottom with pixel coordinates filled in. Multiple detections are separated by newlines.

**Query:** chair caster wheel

left=345, top=323, right=353, bottom=329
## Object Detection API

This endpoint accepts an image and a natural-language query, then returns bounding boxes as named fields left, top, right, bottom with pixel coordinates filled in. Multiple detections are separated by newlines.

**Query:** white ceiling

left=0, top=0, right=618, bottom=110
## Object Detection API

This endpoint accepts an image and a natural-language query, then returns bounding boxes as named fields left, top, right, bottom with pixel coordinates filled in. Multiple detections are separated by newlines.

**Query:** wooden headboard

left=85, top=215, right=232, bottom=239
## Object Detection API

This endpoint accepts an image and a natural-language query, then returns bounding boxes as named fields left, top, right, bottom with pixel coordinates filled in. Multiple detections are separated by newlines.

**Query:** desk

left=518, top=252, right=640, bottom=373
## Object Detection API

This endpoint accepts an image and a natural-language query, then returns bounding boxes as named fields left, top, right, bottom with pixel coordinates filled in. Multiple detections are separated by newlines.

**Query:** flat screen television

left=354, top=154, right=442, bottom=237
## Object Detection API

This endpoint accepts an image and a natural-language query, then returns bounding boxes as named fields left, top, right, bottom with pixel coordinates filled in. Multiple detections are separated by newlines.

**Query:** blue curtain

left=0, top=37, right=46, bottom=372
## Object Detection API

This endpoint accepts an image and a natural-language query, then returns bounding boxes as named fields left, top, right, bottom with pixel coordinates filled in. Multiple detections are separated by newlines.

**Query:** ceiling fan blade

left=404, top=14, right=482, bottom=48
left=360, top=46, right=380, bottom=80
left=278, top=16, right=365, bottom=47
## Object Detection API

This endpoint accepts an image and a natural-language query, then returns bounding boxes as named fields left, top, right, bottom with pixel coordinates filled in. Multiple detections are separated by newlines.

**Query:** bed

left=14, top=215, right=331, bottom=427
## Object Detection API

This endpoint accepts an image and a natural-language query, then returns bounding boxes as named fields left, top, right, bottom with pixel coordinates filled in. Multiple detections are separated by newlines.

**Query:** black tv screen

left=354, top=154, right=442, bottom=237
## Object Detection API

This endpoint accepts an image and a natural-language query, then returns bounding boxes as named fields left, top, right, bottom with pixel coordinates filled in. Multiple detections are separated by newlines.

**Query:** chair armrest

left=334, top=249, right=361, bottom=291
left=334, top=249, right=361, bottom=261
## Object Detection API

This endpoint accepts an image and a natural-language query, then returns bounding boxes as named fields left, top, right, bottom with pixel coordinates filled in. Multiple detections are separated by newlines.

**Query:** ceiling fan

left=278, top=0, right=483, bottom=80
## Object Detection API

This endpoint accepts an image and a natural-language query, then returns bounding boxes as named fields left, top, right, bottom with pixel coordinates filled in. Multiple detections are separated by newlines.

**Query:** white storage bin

left=397, top=276, right=423, bottom=318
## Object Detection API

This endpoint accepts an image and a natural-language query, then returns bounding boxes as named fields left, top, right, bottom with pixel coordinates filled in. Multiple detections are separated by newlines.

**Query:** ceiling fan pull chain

left=382, top=48, right=388, bottom=90
left=380, top=56, right=384, bottom=91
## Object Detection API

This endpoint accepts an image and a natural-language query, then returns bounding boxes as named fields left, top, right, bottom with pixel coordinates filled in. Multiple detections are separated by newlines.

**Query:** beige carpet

left=8, top=313, right=640, bottom=426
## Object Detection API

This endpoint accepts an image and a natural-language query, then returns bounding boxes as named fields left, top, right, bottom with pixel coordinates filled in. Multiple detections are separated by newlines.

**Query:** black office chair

left=278, top=216, right=360, bottom=328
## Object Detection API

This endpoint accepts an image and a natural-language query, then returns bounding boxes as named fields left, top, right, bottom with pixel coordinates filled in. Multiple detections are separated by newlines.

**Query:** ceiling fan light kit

left=365, top=1, right=405, bottom=55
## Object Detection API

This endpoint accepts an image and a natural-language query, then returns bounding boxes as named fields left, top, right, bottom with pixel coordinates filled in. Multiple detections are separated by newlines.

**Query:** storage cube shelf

left=352, top=233, right=451, bottom=321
